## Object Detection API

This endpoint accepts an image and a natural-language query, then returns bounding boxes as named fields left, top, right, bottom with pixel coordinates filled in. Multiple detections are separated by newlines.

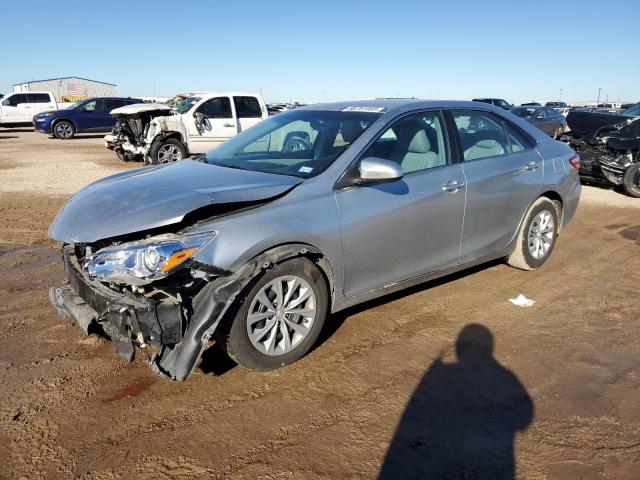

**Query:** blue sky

left=1, top=0, right=638, bottom=104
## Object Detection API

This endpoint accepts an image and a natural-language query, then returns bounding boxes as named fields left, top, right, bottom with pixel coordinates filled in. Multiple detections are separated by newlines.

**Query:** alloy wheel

left=527, top=209, right=555, bottom=260
left=246, top=275, right=317, bottom=356
left=157, top=144, right=182, bottom=163
left=55, top=123, right=73, bottom=139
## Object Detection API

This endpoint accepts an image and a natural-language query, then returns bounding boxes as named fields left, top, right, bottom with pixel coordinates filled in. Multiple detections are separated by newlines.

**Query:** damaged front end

left=50, top=233, right=223, bottom=368
left=561, top=111, right=640, bottom=197
left=105, top=103, right=173, bottom=162
left=48, top=160, right=305, bottom=379
left=50, top=238, right=314, bottom=381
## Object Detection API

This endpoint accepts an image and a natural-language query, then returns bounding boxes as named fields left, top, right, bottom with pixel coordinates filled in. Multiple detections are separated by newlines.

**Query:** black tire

left=115, top=148, right=130, bottom=162
left=506, top=197, right=560, bottom=271
left=53, top=120, right=75, bottom=139
left=149, top=138, right=187, bottom=165
left=217, top=257, right=329, bottom=371
left=622, top=161, right=640, bottom=198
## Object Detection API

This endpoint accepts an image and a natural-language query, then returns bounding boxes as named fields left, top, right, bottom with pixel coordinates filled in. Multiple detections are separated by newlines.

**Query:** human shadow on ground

left=379, top=324, right=534, bottom=480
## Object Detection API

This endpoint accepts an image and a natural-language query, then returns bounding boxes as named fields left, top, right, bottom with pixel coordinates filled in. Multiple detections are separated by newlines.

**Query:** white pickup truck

left=105, top=92, right=268, bottom=164
left=0, top=91, right=57, bottom=127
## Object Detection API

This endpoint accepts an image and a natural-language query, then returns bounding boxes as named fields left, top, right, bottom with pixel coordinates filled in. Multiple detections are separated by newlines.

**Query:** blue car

left=34, top=97, right=142, bottom=139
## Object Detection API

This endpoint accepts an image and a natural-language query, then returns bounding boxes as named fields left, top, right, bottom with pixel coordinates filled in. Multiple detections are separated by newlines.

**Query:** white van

left=0, top=92, right=58, bottom=127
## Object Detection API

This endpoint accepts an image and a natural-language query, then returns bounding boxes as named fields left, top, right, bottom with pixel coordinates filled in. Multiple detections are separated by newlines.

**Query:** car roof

left=178, top=91, right=260, bottom=97
left=296, top=99, right=508, bottom=115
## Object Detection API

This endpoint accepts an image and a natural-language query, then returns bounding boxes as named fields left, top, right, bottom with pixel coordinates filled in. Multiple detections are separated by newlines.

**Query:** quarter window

left=233, top=96, right=262, bottom=118
left=452, top=110, right=511, bottom=161
left=198, top=97, right=232, bottom=118
left=504, top=123, right=531, bottom=153
left=361, top=111, right=448, bottom=174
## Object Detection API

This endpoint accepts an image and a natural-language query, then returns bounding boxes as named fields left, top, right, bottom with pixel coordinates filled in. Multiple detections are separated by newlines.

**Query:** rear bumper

left=50, top=247, right=183, bottom=360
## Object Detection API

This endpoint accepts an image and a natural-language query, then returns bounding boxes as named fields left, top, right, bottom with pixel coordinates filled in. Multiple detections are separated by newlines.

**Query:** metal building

left=12, top=77, right=117, bottom=102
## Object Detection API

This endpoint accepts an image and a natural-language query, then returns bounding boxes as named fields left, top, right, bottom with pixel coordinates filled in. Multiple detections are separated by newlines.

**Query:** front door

left=335, top=110, right=466, bottom=297
left=450, top=109, right=543, bottom=263
left=186, top=96, right=238, bottom=153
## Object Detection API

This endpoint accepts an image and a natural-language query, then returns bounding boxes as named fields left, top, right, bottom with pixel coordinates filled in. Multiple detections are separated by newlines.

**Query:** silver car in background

left=49, top=99, right=581, bottom=380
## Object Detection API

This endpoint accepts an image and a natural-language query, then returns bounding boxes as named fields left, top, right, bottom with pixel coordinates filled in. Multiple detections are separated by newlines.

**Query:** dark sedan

left=510, top=106, right=566, bottom=138
left=34, top=97, right=141, bottom=139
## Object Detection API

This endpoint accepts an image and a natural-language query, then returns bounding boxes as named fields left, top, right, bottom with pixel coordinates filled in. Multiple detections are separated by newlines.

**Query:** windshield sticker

left=341, top=106, right=386, bottom=113
left=298, top=166, right=313, bottom=174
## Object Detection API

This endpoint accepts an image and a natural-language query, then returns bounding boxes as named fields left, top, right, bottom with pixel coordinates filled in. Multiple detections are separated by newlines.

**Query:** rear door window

left=452, top=110, right=511, bottom=161
left=233, top=96, right=262, bottom=118
left=27, top=93, right=52, bottom=103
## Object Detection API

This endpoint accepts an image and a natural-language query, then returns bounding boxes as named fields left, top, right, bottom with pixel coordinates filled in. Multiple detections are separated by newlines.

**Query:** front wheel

left=53, top=121, right=75, bottom=139
left=149, top=138, right=186, bottom=164
left=622, top=162, right=640, bottom=198
left=217, top=257, right=329, bottom=370
left=506, top=197, right=559, bottom=271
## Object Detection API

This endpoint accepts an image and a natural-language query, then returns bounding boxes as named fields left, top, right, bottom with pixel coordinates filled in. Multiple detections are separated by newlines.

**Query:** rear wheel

left=53, top=121, right=75, bottom=139
left=507, top=197, right=559, bottom=271
left=622, top=161, right=640, bottom=198
left=149, top=138, right=186, bottom=164
left=217, top=257, right=328, bottom=371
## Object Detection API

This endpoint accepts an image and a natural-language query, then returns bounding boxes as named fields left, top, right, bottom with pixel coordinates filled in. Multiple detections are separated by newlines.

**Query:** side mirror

left=357, top=157, right=403, bottom=184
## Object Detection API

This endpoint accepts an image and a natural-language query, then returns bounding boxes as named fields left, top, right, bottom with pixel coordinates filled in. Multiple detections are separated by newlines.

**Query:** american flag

left=67, top=83, right=88, bottom=96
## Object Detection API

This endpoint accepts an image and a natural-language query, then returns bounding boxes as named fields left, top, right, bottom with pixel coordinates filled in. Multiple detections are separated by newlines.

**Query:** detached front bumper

left=50, top=247, right=183, bottom=361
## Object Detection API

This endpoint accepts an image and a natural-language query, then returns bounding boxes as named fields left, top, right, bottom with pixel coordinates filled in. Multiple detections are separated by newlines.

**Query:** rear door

left=93, top=99, right=123, bottom=131
left=186, top=96, right=237, bottom=153
left=233, top=96, right=266, bottom=132
left=27, top=93, right=56, bottom=116
left=335, top=110, right=466, bottom=297
left=1, top=93, right=32, bottom=123
left=451, top=109, right=543, bottom=263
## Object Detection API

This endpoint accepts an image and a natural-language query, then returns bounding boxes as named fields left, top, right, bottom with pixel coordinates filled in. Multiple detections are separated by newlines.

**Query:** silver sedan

left=49, top=99, right=581, bottom=380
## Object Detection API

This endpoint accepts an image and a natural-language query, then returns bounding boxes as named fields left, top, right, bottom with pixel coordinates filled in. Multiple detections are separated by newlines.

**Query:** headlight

left=40, top=112, right=56, bottom=117
left=85, top=232, right=215, bottom=284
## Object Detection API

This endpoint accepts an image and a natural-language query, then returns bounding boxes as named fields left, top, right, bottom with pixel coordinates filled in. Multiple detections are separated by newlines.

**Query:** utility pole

left=596, top=87, right=601, bottom=105
left=559, top=88, right=563, bottom=101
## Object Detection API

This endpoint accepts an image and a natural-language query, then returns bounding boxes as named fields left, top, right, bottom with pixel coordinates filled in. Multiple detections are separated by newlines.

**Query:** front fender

left=152, top=244, right=325, bottom=380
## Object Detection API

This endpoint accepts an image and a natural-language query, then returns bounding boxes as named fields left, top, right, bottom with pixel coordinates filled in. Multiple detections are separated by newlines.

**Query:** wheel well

left=540, top=191, right=564, bottom=231
left=246, top=243, right=336, bottom=309
left=157, top=131, right=184, bottom=145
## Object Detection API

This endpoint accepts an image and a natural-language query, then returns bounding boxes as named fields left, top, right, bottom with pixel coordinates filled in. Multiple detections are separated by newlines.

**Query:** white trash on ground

left=508, top=294, right=536, bottom=307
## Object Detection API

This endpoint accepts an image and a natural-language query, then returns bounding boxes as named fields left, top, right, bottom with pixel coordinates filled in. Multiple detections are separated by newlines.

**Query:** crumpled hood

left=49, top=160, right=302, bottom=243
left=566, top=110, right=627, bottom=136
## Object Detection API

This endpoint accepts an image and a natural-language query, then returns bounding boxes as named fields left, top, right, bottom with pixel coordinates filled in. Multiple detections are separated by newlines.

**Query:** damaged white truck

left=105, top=92, right=268, bottom=164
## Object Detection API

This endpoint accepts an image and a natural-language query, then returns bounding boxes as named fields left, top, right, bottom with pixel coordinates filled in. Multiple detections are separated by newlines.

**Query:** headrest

left=395, top=120, right=431, bottom=153
left=474, top=139, right=500, bottom=149
left=340, top=121, right=364, bottom=143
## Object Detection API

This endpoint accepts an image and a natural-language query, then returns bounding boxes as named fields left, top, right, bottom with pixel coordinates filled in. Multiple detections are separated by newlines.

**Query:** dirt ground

left=0, top=130, right=639, bottom=480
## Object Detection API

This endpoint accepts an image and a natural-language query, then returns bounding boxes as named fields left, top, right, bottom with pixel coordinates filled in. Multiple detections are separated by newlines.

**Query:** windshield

left=205, top=109, right=381, bottom=178
left=510, top=107, right=537, bottom=119
left=622, top=103, right=640, bottom=118
left=165, top=95, right=202, bottom=114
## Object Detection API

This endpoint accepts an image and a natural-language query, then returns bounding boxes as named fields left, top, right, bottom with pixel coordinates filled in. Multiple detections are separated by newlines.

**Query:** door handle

left=523, top=161, right=539, bottom=171
left=223, top=123, right=235, bottom=127
left=442, top=180, right=465, bottom=192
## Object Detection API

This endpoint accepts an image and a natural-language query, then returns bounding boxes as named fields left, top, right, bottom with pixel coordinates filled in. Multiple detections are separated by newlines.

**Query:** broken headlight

left=85, top=233, right=216, bottom=283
